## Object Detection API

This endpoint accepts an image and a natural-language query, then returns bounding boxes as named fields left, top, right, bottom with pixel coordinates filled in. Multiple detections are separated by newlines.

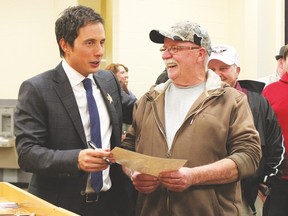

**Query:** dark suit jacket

left=14, top=62, right=133, bottom=215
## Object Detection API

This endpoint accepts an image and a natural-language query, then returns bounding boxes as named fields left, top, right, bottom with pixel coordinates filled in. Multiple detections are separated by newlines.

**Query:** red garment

left=263, top=72, right=288, bottom=180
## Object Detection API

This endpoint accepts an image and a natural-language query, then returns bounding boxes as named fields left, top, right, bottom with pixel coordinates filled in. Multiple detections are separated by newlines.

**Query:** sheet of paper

left=111, top=147, right=187, bottom=176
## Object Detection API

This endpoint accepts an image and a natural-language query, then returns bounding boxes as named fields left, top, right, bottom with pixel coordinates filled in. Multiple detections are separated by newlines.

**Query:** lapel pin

left=107, top=93, right=113, bottom=104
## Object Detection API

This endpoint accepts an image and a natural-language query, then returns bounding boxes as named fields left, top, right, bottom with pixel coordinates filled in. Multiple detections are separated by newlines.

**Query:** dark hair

left=55, top=5, right=104, bottom=57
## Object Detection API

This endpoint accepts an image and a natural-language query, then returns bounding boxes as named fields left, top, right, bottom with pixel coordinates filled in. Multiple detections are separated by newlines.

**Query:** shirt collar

left=62, top=59, right=95, bottom=87
left=235, top=81, right=248, bottom=95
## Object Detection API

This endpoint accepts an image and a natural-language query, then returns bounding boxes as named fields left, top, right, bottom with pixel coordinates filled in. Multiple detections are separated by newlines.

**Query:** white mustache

left=164, top=59, right=177, bottom=67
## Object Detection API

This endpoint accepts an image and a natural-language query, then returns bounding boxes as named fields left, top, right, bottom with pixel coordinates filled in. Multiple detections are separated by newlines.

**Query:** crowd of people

left=13, top=4, right=287, bottom=216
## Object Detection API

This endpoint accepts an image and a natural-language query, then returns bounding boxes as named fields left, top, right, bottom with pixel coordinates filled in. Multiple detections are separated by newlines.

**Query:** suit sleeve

left=14, top=79, right=81, bottom=177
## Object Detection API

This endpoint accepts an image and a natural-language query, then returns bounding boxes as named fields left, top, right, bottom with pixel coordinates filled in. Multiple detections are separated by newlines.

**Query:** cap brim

left=149, top=30, right=165, bottom=43
left=275, top=55, right=282, bottom=60
left=208, top=56, right=235, bottom=66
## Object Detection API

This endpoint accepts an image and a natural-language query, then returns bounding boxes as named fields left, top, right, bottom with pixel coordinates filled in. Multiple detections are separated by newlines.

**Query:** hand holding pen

left=77, top=141, right=114, bottom=172
left=88, top=141, right=113, bottom=165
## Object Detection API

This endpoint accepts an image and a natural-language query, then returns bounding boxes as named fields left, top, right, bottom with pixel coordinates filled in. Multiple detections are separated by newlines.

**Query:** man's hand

left=132, top=172, right=160, bottom=194
left=159, top=167, right=192, bottom=192
left=159, top=159, right=239, bottom=192
left=78, top=149, right=115, bottom=172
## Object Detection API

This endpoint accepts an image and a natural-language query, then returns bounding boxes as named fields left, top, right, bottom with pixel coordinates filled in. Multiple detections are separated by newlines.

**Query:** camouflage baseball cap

left=149, top=21, right=212, bottom=55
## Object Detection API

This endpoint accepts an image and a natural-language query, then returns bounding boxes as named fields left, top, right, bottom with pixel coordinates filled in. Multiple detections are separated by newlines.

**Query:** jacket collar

left=154, top=69, right=222, bottom=94
left=237, top=80, right=265, bottom=94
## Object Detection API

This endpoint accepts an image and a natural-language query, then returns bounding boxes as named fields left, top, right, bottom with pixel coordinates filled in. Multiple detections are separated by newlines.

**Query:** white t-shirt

left=165, top=82, right=205, bottom=149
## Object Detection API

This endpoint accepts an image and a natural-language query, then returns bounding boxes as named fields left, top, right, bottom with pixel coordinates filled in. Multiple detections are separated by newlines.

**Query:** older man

left=122, top=21, right=261, bottom=216
left=208, top=44, right=285, bottom=216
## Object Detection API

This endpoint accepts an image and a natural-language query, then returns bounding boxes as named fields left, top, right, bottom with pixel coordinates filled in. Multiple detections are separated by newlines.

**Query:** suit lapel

left=53, top=64, right=87, bottom=148
left=93, top=73, right=120, bottom=147
left=93, top=75, right=118, bottom=118
left=51, top=65, right=120, bottom=149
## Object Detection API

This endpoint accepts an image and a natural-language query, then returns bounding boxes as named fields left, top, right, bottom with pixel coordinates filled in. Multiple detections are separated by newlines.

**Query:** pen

left=88, top=141, right=112, bottom=165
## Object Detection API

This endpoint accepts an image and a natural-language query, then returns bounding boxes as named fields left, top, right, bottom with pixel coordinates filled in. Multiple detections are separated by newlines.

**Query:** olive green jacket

left=123, top=70, right=261, bottom=216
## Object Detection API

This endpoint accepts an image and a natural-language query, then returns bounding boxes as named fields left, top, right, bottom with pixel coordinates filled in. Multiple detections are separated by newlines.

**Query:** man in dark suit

left=14, top=5, right=134, bottom=216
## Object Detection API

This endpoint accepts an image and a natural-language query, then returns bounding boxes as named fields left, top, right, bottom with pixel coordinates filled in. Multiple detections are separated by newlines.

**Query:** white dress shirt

left=62, top=59, right=112, bottom=193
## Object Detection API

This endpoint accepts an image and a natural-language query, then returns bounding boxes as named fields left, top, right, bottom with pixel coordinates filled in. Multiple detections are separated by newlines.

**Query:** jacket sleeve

left=226, top=91, right=261, bottom=179
left=261, top=97, right=286, bottom=182
left=121, top=91, right=149, bottom=151
left=121, top=89, right=137, bottom=124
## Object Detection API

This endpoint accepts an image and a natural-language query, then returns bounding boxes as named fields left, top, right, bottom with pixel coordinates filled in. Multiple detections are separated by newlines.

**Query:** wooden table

left=0, top=182, right=79, bottom=215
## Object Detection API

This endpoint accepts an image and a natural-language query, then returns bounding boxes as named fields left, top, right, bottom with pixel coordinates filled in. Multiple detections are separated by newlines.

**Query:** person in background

left=122, top=20, right=261, bottom=216
left=155, top=68, right=168, bottom=84
left=257, top=45, right=286, bottom=86
left=262, top=44, right=288, bottom=216
left=105, top=63, right=137, bottom=140
left=106, top=63, right=136, bottom=98
left=208, top=44, right=286, bottom=216
left=14, top=5, right=134, bottom=216
left=123, top=70, right=129, bottom=86
left=105, top=63, right=138, bottom=216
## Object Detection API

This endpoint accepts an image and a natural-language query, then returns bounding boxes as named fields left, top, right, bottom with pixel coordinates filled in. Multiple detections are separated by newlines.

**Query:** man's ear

left=60, top=38, right=71, bottom=54
left=236, top=66, right=241, bottom=75
left=196, top=47, right=207, bottom=62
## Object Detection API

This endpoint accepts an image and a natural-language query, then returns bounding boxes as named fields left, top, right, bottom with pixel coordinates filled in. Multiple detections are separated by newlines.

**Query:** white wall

left=0, top=0, right=284, bottom=99
left=0, top=0, right=77, bottom=99
left=112, top=0, right=284, bottom=98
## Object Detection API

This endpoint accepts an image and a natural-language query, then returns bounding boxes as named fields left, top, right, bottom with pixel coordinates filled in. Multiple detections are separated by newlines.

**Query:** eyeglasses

left=160, top=46, right=200, bottom=54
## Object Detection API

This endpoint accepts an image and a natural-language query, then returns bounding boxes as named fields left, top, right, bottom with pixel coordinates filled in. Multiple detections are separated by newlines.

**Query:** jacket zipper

left=150, top=98, right=169, bottom=146
left=149, top=97, right=172, bottom=214
left=149, top=89, right=224, bottom=216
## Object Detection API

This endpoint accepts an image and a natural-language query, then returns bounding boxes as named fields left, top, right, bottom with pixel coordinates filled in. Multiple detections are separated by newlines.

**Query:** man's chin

left=167, top=70, right=177, bottom=80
